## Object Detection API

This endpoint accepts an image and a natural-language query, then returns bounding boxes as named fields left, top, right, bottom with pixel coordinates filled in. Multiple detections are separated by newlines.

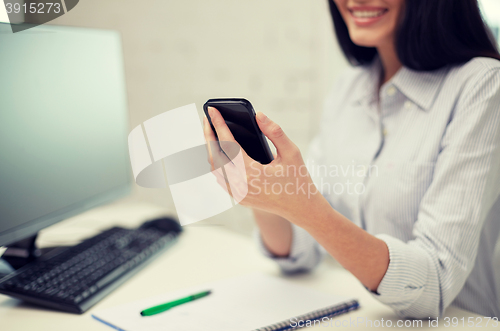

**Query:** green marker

left=140, top=290, right=212, bottom=316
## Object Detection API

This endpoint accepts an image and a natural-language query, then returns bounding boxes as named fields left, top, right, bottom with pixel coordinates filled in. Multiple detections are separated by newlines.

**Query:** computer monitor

left=0, top=24, right=131, bottom=258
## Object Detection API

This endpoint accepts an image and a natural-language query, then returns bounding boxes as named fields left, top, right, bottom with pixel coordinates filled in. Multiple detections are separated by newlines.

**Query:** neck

left=377, top=41, right=402, bottom=85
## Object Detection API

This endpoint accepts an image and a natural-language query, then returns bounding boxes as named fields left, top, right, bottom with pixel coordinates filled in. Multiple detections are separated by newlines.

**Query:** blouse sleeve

left=254, top=224, right=323, bottom=273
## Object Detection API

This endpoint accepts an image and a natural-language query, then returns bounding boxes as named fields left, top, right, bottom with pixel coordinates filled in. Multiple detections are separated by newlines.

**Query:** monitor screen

left=0, top=23, right=131, bottom=247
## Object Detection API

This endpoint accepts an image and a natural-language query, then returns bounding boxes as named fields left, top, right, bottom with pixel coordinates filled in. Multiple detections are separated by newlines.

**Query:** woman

left=203, top=0, right=500, bottom=318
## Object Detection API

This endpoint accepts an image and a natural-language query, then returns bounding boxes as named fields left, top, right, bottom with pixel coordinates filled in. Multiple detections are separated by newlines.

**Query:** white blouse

left=258, top=57, right=500, bottom=318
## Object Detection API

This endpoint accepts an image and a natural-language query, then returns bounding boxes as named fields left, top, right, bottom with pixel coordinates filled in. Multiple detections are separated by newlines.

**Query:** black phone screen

left=204, top=99, right=274, bottom=164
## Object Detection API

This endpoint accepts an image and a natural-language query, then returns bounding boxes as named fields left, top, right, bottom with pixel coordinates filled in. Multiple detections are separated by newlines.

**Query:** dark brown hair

left=328, top=0, right=500, bottom=70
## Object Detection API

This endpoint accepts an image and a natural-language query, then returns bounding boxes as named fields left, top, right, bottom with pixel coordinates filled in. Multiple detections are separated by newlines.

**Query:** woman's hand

left=203, top=106, right=321, bottom=224
left=203, top=106, right=389, bottom=291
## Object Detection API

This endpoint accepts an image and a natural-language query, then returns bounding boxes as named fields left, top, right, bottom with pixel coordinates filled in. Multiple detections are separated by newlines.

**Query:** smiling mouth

left=348, top=7, right=389, bottom=26
left=349, top=9, right=388, bottom=18
left=349, top=9, right=387, bottom=18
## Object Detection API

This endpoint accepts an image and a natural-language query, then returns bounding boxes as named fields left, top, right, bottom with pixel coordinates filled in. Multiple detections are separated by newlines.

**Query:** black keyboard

left=0, top=219, right=182, bottom=314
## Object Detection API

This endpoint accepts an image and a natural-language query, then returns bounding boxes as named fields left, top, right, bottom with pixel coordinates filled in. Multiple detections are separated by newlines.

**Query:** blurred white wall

left=0, top=0, right=10, bottom=23
left=479, top=0, right=500, bottom=43
left=50, top=0, right=349, bottom=235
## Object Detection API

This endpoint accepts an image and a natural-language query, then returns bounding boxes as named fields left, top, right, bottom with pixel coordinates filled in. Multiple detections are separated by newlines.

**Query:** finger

left=207, top=107, right=236, bottom=143
left=223, top=161, right=248, bottom=203
left=203, top=115, right=217, bottom=143
left=208, top=107, right=251, bottom=164
left=203, top=116, right=216, bottom=170
left=256, top=111, right=299, bottom=158
left=213, top=168, right=231, bottom=196
left=204, top=115, right=239, bottom=173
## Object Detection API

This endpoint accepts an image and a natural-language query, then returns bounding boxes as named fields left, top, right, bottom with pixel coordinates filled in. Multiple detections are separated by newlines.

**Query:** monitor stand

left=1, top=234, right=41, bottom=271
left=0, top=234, right=66, bottom=277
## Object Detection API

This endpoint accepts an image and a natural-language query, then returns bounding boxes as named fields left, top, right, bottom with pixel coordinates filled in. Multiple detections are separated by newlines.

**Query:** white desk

left=0, top=202, right=482, bottom=330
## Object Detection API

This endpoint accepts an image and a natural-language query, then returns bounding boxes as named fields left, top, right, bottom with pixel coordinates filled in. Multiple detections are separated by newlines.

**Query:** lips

left=347, top=6, right=388, bottom=26
left=351, top=9, right=386, bottom=18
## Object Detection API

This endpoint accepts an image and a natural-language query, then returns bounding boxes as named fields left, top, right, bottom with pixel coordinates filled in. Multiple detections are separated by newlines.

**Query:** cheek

left=333, top=0, right=347, bottom=9
left=333, top=0, right=350, bottom=21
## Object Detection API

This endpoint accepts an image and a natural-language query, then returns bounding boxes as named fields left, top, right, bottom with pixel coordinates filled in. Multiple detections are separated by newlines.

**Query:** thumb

left=256, top=112, right=298, bottom=158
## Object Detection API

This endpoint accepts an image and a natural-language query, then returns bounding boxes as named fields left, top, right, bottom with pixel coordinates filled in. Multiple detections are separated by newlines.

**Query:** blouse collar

left=352, top=57, right=450, bottom=111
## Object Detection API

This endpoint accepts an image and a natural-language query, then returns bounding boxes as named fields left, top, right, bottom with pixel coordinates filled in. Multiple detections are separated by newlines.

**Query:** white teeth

left=351, top=10, right=385, bottom=18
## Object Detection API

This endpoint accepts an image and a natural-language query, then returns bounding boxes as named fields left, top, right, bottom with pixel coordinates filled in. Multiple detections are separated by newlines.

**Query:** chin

left=349, top=33, right=383, bottom=48
left=351, top=39, right=378, bottom=48
left=333, top=0, right=403, bottom=50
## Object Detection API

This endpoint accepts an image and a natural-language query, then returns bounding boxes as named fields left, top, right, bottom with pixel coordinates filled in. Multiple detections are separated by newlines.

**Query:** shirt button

left=382, top=128, right=388, bottom=136
left=404, top=101, right=413, bottom=109
left=386, top=86, right=396, bottom=96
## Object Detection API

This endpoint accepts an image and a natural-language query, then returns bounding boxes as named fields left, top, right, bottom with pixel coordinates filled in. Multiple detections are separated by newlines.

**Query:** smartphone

left=203, top=98, right=274, bottom=164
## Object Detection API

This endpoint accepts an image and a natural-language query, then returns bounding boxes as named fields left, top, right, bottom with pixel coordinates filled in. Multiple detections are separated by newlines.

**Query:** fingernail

left=208, top=107, right=216, bottom=117
left=256, top=111, right=269, bottom=123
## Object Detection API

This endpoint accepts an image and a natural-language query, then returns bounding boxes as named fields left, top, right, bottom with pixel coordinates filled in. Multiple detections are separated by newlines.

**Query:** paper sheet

left=92, top=273, right=356, bottom=331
